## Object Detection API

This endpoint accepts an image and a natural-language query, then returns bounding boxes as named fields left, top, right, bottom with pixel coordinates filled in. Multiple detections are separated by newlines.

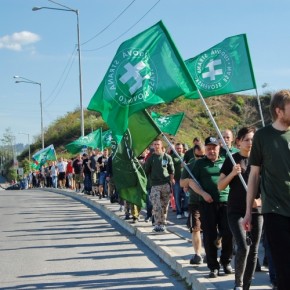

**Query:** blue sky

left=1, top=0, right=290, bottom=145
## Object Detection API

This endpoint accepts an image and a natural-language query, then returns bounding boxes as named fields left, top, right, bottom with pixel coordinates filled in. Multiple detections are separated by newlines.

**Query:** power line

left=81, top=0, right=136, bottom=46
left=43, top=46, right=77, bottom=107
left=83, top=0, right=160, bottom=52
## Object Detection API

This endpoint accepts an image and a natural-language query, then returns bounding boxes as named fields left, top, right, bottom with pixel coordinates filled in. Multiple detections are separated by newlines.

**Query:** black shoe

left=209, top=269, right=219, bottom=278
left=222, top=263, right=233, bottom=274
left=190, top=254, right=203, bottom=265
left=255, top=258, right=262, bottom=272
left=263, top=256, right=268, bottom=267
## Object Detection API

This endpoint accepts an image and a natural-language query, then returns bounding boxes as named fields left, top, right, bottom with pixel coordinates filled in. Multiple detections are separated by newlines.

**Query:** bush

left=231, top=104, right=242, bottom=115
left=7, top=167, right=17, bottom=182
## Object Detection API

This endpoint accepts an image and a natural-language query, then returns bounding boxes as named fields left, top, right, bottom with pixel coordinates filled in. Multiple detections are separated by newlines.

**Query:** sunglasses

left=195, top=154, right=205, bottom=158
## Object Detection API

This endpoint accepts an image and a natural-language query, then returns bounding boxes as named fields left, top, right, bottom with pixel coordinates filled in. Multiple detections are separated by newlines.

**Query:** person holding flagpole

left=218, top=127, right=263, bottom=290
left=188, top=136, right=233, bottom=278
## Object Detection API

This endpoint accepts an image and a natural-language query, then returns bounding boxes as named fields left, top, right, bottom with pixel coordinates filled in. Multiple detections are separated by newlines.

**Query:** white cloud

left=0, top=31, right=40, bottom=51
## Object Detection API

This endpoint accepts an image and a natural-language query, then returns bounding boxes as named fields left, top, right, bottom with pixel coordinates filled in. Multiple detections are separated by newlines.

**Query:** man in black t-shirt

left=72, top=154, right=83, bottom=192
left=97, top=148, right=109, bottom=199
left=82, top=153, right=92, bottom=194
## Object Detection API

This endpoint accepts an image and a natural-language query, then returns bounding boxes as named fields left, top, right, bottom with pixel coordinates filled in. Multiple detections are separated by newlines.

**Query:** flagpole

left=196, top=89, right=248, bottom=191
left=255, top=88, right=265, bottom=127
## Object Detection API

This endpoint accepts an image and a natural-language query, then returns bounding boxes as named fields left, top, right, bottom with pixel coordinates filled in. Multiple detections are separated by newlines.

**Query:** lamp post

left=32, top=2, right=84, bottom=137
left=18, top=132, right=31, bottom=163
left=14, top=76, right=44, bottom=149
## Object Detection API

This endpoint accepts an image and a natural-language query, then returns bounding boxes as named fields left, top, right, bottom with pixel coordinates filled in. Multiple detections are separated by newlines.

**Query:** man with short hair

left=184, top=137, right=202, bottom=163
left=56, top=157, right=67, bottom=189
left=97, top=148, right=109, bottom=199
left=72, top=154, right=83, bottom=192
left=243, top=90, right=290, bottom=290
left=219, top=129, right=239, bottom=159
left=145, top=138, right=175, bottom=233
left=188, top=136, right=233, bottom=278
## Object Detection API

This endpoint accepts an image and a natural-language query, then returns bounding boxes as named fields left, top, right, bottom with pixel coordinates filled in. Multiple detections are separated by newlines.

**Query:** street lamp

left=14, top=76, right=44, bottom=149
left=18, top=132, right=31, bottom=163
left=32, top=2, right=84, bottom=137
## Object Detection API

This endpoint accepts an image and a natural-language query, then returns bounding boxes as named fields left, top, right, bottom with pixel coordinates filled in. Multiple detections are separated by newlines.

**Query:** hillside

left=18, top=93, right=271, bottom=161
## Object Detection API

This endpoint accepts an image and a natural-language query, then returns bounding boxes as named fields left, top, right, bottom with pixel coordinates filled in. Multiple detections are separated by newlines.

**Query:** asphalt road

left=0, top=189, right=189, bottom=290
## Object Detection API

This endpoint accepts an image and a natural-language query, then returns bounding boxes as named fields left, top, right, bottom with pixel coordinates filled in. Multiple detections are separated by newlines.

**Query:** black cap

left=204, top=136, right=219, bottom=146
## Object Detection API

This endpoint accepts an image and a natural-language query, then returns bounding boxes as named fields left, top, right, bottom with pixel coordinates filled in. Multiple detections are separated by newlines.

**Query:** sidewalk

left=46, top=188, right=272, bottom=290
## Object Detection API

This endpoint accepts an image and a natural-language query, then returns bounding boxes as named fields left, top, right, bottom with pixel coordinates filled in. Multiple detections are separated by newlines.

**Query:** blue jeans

left=52, top=176, right=58, bottom=188
left=173, top=180, right=188, bottom=215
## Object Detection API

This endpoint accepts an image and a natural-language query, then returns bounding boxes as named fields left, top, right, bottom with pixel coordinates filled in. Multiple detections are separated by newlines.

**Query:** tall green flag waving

left=65, top=129, right=102, bottom=154
left=151, top=111, right=184, bottom=136
left=88, top=20, right=196, bottom=139
left=185, top=34, right=256, bottom=98
left=32, top=144, right=57, bottom=168
left=128, top=110, right=160, bottom=157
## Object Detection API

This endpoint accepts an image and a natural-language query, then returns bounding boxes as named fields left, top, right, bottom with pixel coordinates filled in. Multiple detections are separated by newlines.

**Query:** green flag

left=102, top=130, right=113, bottom=149
left=111, top=131, right=147, bottom=208
left=88, top=20, right=196, bottom=139
left=65, top=129, right=102, bottom=154
left=32, top=144, right=57, bottom=168
left=151, top=111, right=184, bottom=136
left=185, top=34, right=256, bottom=98
left=128, top=110, right=160, bottom=157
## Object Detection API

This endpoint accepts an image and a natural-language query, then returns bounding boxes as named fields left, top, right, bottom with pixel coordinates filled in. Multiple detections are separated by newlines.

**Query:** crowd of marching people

left=20, top=90, right=289, bottom=290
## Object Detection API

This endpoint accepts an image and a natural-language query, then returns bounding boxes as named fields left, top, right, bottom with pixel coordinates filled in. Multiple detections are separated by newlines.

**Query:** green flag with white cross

left=87, top=20, right=196, bottom=140
left=151, top=111, right=184, bottom=136
left=185, top=34, right=256, bottom=98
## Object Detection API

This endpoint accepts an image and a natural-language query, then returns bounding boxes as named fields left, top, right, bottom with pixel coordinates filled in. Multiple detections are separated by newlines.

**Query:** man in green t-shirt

left=243, top=90, right=290, bottom=290
left=188, top=136, right=233, bottom=278
left=145, top=138, right=175, bottom=233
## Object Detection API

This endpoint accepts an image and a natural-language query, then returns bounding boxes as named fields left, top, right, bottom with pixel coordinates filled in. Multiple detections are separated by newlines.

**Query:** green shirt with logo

left=192, top=157, right=229, bottom=202
left=144, top=153, right=175, bottom=186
